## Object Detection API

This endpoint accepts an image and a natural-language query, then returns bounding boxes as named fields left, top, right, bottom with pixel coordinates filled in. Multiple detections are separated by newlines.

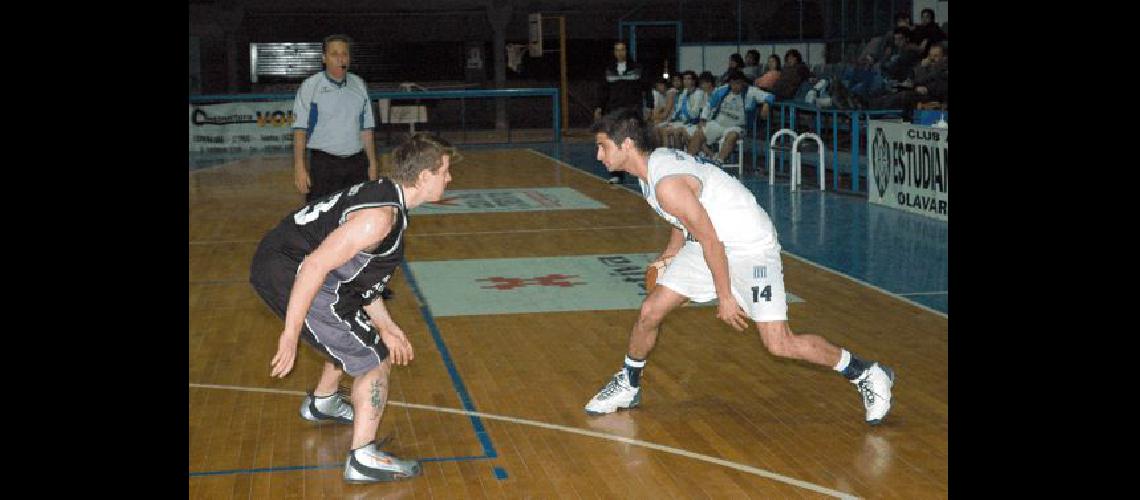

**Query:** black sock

left=624, top=355, right=646, bottom=387
left=841, top=353, right=870, bottom=380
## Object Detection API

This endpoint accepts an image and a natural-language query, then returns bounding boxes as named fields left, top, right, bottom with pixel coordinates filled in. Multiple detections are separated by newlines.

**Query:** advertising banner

left=189, top=101, right=296, bottom=155
left=867, top=120, right=948, bottom=221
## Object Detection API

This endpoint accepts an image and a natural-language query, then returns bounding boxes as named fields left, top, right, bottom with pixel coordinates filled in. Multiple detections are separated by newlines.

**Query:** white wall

left=680, top=42, right=827, bottom=76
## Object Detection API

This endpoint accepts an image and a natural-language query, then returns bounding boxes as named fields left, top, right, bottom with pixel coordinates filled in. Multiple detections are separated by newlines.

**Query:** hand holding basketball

left=645, top=257, right=672, bottom=294
left=645, top=265, right=659, bottom=294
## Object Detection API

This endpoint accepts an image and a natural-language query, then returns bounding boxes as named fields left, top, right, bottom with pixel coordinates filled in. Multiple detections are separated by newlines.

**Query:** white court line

left=188, top=225, right=665, bottom=246
left=781, top=252, right=948, bottom=319
left=527, top=148, right=948, bottom=320
left=404, top=225, right=661, bottom=237
left=189, top=239, right=258, bottom=245
left=896, top=291, right=948, bottom=296
left=190, top=382, right=859, bottom=500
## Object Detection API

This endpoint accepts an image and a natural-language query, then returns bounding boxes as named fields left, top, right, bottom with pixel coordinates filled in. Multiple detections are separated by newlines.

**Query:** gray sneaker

left=343, top=441, right=422, bottom=483
left=300, top=391, right=354, bottom=424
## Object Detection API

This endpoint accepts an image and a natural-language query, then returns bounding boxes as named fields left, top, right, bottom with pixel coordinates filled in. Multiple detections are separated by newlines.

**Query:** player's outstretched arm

left=655, top=176, right=749, bottom=332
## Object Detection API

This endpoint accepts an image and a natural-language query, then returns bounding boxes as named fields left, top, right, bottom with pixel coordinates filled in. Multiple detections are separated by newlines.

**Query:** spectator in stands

left=881, top=27, right=923, bottom=82
left=742, top=50, right=763, bottom=81
left=652, top=79, right=665, bottom=123
left=665, top=73, right=682, bottom=120
left=688, top=70, right=774, bottom=168
left=912, top=43, right=948, bottom=108
left=660, top=71, right=704, bottom=149
left=648, top=78, right=671, bottom=124
left=292, top=34, right=379, bottom=203
left=718, top=53, right=745, bottom=85
left=911, top=8, right=947, bottom=56
left=860, top=12, right=913, bottom=67
left=771, top=49, right=812, bottom=101
left=595, top=40, right=648, bottom=184
left=683, top=71, right=719, bottom=155
left=870, top=43, right=948, bottom=117
left=755, top=54, right=782, bottom=91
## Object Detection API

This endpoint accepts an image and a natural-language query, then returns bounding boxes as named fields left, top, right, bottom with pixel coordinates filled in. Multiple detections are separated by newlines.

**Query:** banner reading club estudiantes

left=867, top=120, right=948, bottom=221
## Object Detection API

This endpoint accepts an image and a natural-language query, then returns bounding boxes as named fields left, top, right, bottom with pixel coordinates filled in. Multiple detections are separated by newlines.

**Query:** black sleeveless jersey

left=263, top=177, right=408, bottom=317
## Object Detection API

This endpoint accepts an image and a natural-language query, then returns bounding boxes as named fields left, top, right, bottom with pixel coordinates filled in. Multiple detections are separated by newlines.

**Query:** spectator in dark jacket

left=911, top=8, right=947, bottom=56
left=595, top=40, right=648, bottom=183
left=771, top=49, right=812, bottom=100
left=870, top=43, right=948, bottom=116
left=718, top=53, right=746, bottom=86
left=911, top=43, right=948, bottom=105
left=882, top=28, right=923, bottom=82
left=860, top=12, right=913, bottom=67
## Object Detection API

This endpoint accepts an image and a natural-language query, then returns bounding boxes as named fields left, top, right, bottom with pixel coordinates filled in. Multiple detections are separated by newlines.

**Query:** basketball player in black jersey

left=250, top=133, right=456, bottom=483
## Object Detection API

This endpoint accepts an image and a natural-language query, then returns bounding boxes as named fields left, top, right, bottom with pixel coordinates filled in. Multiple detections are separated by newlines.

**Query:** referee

left=292, top=34, right=379, bottom=202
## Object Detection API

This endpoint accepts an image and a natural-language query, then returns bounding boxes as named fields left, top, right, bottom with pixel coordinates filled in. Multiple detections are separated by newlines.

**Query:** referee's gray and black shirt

left=292, top=71, right=376, bottom=157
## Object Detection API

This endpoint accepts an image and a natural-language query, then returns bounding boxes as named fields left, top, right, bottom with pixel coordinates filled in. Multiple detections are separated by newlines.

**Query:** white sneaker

left=343, top=441, right=422, bottom=483
left=585, top=369, right=641, bottom=415
left=851, top=363, right=895, bottom=425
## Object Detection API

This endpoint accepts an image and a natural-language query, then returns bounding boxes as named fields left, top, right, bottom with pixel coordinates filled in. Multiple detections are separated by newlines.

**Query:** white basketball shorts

left=655, top=241, right=788, bottom=322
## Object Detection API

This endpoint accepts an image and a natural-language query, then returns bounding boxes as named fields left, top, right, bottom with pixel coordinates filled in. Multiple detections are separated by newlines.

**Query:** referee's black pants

left=306, top=149, right=369, bottom=203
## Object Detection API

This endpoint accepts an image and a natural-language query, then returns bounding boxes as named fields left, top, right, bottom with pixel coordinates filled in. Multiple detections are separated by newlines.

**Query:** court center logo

left=871, top=127, right=891, bottom=198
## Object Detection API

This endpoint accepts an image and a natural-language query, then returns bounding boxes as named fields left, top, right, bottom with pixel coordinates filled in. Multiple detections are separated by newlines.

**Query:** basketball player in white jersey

left=661, top=71, right=705, bottom=151
left=584, top=109, right=895, bottom=425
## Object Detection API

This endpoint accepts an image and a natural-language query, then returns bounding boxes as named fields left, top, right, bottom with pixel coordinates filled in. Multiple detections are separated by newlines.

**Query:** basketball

left=645, top=264, right=659, bottom=294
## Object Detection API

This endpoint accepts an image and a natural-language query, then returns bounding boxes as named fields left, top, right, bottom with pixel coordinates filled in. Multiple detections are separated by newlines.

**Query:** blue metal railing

left=188, top=88, right=563, bottom=144
left=749, top=101, right=903, bottom=193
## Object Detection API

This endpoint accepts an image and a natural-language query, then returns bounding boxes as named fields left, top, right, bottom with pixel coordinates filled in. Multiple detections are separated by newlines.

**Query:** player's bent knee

left=756, top=322, right=794, bottom=357
left=637, top=302, right=667, bottom=328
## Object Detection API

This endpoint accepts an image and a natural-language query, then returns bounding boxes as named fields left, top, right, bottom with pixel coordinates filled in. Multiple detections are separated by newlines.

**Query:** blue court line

left=189, top=455, right=494, bottom=477
left=189, top=263, right=501, bottom=479
left=400, top=261, right=498, bottom=459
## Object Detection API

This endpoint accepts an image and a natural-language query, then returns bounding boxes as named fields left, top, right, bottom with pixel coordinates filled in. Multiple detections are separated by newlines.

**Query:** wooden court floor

left=189, top=148, right=948, bottom=499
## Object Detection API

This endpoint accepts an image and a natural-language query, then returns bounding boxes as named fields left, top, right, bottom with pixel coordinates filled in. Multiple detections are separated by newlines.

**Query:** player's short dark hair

left=391, top=133, right=458, bottom=186
left=590, top=108, right=654, bottom=154
left=726, top=69, right=748, bottom=83
left=698, top=71, right=716, bottom=85
left=323, top=34, right=353, bottom=54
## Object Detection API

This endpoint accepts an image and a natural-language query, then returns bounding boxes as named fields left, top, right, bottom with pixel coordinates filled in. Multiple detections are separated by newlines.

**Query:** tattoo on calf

left=370, top=379, right=386, bottom=419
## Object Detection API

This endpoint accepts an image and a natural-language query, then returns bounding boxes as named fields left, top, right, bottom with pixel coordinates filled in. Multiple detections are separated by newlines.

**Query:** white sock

left=833, top=349, right=851, bottom=372
left=624, top=355, right=646, bottom=368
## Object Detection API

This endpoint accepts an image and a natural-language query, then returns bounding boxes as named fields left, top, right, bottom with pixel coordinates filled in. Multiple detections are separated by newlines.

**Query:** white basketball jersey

left=714, top=92, right=747, bottom=128
left=639, top=148, right=779, bottom=250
